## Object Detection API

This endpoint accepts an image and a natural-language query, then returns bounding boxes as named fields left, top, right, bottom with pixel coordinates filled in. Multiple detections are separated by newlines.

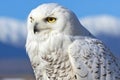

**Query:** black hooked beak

left=34, top=23, right=39, bottom=34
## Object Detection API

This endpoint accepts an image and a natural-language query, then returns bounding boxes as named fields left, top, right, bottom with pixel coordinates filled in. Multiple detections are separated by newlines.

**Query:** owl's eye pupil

left=49, top=18, right=53, bottom=21
left=46, top=17, right=56, bottom=23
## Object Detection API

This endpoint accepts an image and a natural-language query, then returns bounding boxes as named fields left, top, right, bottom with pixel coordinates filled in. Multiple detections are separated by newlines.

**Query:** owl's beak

left=34, top=23, right=39, bottom=34
left=33, top=22, right=52, bottom=34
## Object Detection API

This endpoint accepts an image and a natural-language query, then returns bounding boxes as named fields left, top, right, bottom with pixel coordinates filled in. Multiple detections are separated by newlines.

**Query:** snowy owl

left=26, top=3, right=120, bottom=80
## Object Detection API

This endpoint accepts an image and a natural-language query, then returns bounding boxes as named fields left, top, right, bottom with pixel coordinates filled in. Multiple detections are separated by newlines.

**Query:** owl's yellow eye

left=46, top=17, right=56, bottom=23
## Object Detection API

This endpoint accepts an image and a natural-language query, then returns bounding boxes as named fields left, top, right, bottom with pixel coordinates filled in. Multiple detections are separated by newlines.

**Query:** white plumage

left=26, top=3, right=120, bottom=80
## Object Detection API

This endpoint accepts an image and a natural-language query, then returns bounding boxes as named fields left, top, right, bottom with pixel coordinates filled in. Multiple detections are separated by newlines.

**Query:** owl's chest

left=27, top=35, right=74, bottom=79
left=33, top=47, right=74, bottom=80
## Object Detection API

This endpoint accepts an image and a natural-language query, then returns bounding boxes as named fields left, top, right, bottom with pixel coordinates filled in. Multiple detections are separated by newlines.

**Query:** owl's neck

left=26, top=32, right=73, bottom=58
left=39, top=32, right=73, bottom=51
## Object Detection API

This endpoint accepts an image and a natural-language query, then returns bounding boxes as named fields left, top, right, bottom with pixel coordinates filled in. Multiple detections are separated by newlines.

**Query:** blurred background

left=0, top=0, right=120, bottom=80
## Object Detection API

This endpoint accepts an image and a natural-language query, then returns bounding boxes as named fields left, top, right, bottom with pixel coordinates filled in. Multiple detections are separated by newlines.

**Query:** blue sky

left=0, top=0, right=120, bottom=58
left=0, top=0, right=120, bottom=20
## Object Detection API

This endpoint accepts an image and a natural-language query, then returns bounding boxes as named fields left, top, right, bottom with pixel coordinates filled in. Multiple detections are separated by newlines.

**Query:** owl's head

left=27, top=3, right=92, bottom=37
